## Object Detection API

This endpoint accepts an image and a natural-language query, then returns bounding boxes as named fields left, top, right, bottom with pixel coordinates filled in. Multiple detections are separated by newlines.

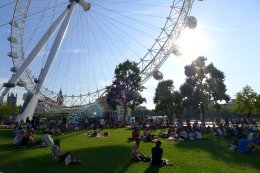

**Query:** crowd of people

left=1, top=115, right=259, bottom=167
left=212, top=121, right=259, bottom=153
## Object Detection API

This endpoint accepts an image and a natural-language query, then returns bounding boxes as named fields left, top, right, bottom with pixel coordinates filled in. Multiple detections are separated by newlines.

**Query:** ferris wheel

left=1, top=0, right=198, bottom=120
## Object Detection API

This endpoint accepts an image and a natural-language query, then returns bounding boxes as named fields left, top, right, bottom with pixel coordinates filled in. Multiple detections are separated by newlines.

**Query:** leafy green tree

left=154, top=80, right=174, bottom=116
left=232, top=85, right=258, bottom=118
left=132, top=107, right=153, bottom=117
left=0, top=103, right=21, bottom=118
left=153, top=80, right=184, bottom=119
left=106, top=60, right=146, bottom=124
left=172, top=91, right=184, bottom=120
left=180, top=56, right=230, bottom=124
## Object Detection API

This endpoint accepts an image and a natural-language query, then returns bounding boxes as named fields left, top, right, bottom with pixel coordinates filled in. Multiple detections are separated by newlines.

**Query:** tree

left=232, top=85, right=258, bottom=118
left=180, top=56, right=230, bottom=124
left=0, top=103, right=21, bottom=118
left=172, top=91, right=184, bottom=120
left=153, top=80, right=184, bottom=120
left=106, top=60, right=146, bottom=125
left=154, top=80, right=174, bottom=116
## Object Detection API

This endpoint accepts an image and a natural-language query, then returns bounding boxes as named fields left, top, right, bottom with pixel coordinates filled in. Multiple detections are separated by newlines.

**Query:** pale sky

left=0, top=0, right=260, bottom=110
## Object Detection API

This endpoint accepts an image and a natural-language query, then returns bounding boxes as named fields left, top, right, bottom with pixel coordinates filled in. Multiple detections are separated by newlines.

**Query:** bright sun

left=175, top=26, right=208, bottom=61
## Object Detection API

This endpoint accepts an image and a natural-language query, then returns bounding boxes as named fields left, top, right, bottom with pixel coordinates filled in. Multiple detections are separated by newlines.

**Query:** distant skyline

left=1, top=0, right=260, bottom=109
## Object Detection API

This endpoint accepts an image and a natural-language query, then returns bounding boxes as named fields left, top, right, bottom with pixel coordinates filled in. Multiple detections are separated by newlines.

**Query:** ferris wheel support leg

left=16, top=94, right=38, bottom=122
left=0, top=9, right=68, bottom=103
left=0, top=87, right=11, bottom=103
left=16, top=2, right=75, bottom=122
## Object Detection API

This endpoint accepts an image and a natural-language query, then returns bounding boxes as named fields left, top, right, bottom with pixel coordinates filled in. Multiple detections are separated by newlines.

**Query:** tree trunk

left=201, top=103, right=206, bottom=126
left=123, top=103, right=127, bottom=126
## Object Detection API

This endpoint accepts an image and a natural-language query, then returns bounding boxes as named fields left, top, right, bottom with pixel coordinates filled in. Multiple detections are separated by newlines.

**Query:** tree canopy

left=0, top=103, right=21, bottom=118
left=153, top=80, right=184, bottom=119
left=154, top=80, right=174, bottom=116
left=106, top=60, right=146, bottom=124
left=231, top=85, right=259, bottom=117
left=180, top=56, right=230, bottom=124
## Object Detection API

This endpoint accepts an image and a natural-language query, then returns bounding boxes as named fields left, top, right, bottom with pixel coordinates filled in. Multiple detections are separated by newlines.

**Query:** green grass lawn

left=0, top=128, right=259, bottom=173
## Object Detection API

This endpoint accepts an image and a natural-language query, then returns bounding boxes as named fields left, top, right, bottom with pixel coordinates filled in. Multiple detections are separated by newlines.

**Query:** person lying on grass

left=86, top=126, right=101, bottom=137
left=51, top=139, right=82, bottom=165
left=132, top=138, right=150, bottom=162
left=84, top=127, right=109, bottom=137
left=141, top=128, right=157, bottom=142
left=151, top=141, right=172, bottom=166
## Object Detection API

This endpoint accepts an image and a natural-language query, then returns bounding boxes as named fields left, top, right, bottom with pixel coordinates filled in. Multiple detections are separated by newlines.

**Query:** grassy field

left=0, top=128, right=259, bottom=173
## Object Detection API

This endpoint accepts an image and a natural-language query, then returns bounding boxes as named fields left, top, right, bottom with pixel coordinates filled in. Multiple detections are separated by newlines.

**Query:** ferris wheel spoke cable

left=96, top=13, right=141, bottom=59
left=33, top=7, right=84, bottom=93
left=85, top=21, right=99, bottom=91
left=84, top=14, right=92, bottom=93
left=83, top=13, right=103, bottom=90
left=0, top=2, right=68, bottom=27
left=87, top=13, right=114, bottom=75
left=0, top=1, right=16, bottom=8
left=86, top=14, right=111, bottom=87
left=92, top=9, right=157, bottom=40
left=91, top=10, right=149, bottom=59
left=93, top=5, right=163, bottom=32
left=96, top=11, right=150, bottom=51
left=92, top=5, right=162, bottom=32
left=89, top=13, right=125, bottom=74
left=89, top=13, right=119, bottom=76
left=42, top=1, right=59, bottom=69
left=79, top=14, right=91, bottom=94
left=94, top=0, right=139, bottom=6
left=72, top=19, right=82, bottom=96
left=50, top=12, right=84, bottom=89
left=77, top=13, right=99, bottom=93
left=24, top=0, right=53, bottom=49
left=44, top=14, right=80, bottom=95
left=98, top=0, right=171, bottom=7
left=90, top=10, right=127, bottom=61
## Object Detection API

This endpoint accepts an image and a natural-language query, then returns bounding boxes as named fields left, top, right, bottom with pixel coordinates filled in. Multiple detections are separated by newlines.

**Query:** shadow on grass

left=144, top=165, right=160, bottom=173
left=0, top=145, right=135, bottom=173
left=0, top=129, right=14, bottom=139
left=174, top=134, right=260, bottom=170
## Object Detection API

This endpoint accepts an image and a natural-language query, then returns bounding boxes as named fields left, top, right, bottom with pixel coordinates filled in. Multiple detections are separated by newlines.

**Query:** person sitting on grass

left=248, top=132, right=255, bottom=142
left=239, top=135, right=256, bottom=153
left=215, top=127, right=223, bottom=136
left=51, top=139, right=82, bottom=165
left=128, top=129, right=140, bottom=141
left=41, top=133, right=54, bottom=147
left=179, top=128, right=187, bottom=141
left=253, top=132, right=260, bottom=144
left=13, top=129, right=25, bottom=145
left=189, top=130, right=195, bottom=141
left=21, top=130, right=35, bottom=147
left=195, top=130, right=202, bottom=140
left=151, top=141, right=171, bottom=166
left=141, top=128, right=152, bottom=142
left=132, top=138, right=150, bottom=162
left=229, top=135, right=240, bottom=151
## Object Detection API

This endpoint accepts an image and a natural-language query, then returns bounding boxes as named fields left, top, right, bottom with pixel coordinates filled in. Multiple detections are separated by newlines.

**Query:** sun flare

left=175, top=26, right=208, bottom=61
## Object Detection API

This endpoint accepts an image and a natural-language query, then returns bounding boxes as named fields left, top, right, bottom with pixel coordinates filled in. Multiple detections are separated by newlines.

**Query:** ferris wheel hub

left=70, top=0, right=90, bottom=11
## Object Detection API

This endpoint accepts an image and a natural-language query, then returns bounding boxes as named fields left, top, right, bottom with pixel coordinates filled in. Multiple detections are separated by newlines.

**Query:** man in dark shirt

left=151, top=141, right=164, bottom=165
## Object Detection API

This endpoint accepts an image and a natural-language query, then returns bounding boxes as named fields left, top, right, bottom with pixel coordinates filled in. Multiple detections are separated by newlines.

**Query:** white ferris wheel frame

left=3, top=0, right=195, bottom=115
